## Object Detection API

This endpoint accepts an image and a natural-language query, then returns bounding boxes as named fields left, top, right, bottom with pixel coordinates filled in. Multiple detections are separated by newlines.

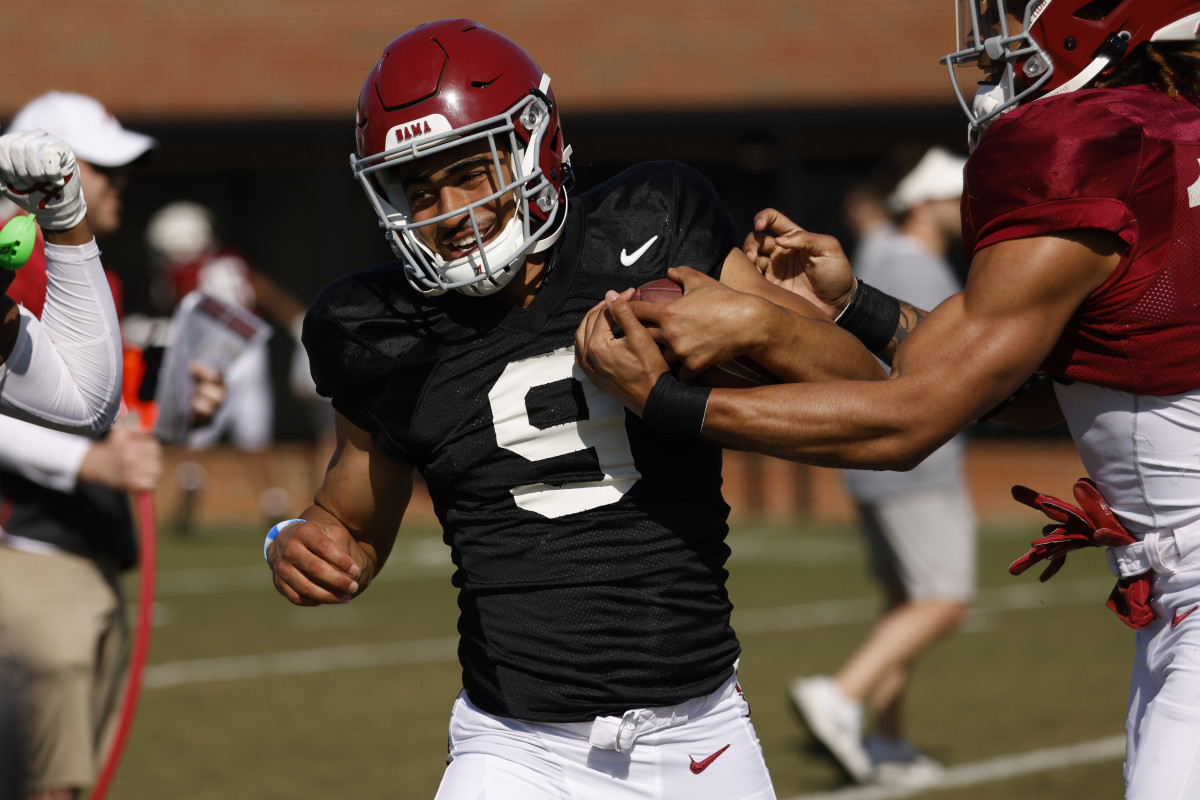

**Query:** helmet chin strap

left=1044, top=53, right=1115, bottom=98
left=531, top=194, right=568, bottom=255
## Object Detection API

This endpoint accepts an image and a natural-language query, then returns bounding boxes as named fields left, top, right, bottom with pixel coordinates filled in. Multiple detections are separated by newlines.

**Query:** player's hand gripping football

left=629, top=267, right=772, bottom=384
left=743, top=207, right=855, bottom=320
left=268, top=517, right=368, bottom=607
left=1010, top=477, right=1153, bottom=629
left=0, top=130, right=88, bottom=231
left=575, top=286, right=669, bottom=415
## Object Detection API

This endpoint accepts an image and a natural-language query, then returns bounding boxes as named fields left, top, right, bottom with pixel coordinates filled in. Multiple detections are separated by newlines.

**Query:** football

left=631, top=278, right=774, bottom=388
left=632, top=278, right=685, bottom=304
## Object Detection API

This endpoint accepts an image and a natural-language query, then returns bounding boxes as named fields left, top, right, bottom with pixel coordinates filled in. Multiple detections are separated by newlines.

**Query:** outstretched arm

left=267, top=411, right=413, bottom=606
left=574, top=246, right=885, bottom=407
left=0, top=131, right=122, bottom=434
left=583, top=230, right=1116, bottom=467
left=698, top=230, right=1119, bottom=467
left=742, top=206, right=1064, bottom=428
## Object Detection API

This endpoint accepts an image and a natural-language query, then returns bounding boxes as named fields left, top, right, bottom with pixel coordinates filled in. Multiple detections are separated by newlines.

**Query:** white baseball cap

left=7, top=91, right=156, bottom=168
left=888, top=147, right=967, bottom=213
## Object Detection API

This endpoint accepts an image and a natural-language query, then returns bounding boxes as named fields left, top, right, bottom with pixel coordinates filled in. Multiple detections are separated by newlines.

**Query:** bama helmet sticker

left=385, top=114, right=453, bottom=150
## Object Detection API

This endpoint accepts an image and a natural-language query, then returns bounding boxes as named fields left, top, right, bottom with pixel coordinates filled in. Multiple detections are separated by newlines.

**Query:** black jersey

left=306, top=161, right=742, bottom=721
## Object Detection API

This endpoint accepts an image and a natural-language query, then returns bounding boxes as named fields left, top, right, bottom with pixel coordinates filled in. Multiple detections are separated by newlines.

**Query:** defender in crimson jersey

left=576, top=2, right=1200, bottom=796
left=266, top=19, right=880, bottom=800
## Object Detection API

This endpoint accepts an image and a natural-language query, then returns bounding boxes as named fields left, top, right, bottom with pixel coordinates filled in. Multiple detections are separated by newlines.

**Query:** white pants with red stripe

left=1122, top=520, right=1200, bottom=799
left=434, top=671, right=776, bottom=800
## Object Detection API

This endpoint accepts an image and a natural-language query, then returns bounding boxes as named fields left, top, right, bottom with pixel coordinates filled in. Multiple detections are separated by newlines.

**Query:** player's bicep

left=314, top=411, right=413, bottom=566
left=891, top=232, right=1120, bottom=426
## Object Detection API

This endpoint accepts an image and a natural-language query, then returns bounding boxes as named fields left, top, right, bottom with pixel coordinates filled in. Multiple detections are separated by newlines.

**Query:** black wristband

left=835, top=280, right=902, bottom=355
left=642, top=372, right=711, bottom=436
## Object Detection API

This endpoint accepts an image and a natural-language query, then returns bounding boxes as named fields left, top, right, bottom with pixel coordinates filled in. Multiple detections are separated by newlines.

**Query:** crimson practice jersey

left=306, top=162, right=742, bottom=722
left=962, top=85, right=1200, bottom=396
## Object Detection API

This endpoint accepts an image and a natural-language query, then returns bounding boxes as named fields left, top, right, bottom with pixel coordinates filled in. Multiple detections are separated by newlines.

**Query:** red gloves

left=1010, top=478, right=1154, bottom=630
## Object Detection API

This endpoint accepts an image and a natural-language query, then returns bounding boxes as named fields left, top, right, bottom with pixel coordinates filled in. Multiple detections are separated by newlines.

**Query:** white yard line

left=783, top=735, right=1125, bottom=800
left=143, top=636, right=459, bottom=689
left=140, top=574, right=1126, bottom=796
left=143, top=576, right=1113, bottom=688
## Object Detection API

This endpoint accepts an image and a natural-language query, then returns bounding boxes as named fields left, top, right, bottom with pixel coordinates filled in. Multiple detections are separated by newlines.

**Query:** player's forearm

left=828, top=278, right=928, bottom=369
left=0, top=415, right=90, bottom=492
left=869, top=301, right=926, bottom=368
left=21, top=239, right=123, bottom=433
left=742, top=304, right=887, bottom=384
left=303, top=493, right=407, bottom=594
left=43, top=218, right=94, bottom=247
left=698, top=379, right=948, bottom=470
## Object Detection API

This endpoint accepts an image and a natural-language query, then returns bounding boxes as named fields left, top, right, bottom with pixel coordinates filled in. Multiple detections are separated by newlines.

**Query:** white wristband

left=264, top=519, right=305, bottom=564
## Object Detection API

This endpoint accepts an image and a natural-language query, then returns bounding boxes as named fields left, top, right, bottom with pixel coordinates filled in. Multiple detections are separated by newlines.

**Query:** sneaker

left=864, top=735, right=945, bottom=787
left=788, top=676, right=874, bottom=783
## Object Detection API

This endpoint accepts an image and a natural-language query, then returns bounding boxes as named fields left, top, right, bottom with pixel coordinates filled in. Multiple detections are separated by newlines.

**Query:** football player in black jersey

left=265, top=19, right=881, bottom=799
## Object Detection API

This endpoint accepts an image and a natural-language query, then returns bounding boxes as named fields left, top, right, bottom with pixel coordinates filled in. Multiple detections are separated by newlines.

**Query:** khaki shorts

left=0, top=544, right=127, bottom=793
left=858, top=486, right=977, bottom=602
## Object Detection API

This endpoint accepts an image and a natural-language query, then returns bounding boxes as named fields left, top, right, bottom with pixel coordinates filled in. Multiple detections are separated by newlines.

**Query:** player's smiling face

left=392, top=139, right=518, bottom=262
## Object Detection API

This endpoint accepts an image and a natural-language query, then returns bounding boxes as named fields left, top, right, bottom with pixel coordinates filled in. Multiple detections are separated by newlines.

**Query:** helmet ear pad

left=350, top=19, right=573, bottom=296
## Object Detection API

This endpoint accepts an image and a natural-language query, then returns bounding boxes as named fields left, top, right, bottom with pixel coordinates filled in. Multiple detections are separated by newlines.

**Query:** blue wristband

left=264, top=519, right=305, bottom=564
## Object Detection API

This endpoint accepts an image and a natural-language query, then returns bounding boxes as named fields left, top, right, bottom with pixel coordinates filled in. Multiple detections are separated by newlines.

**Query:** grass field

left=107, top=516, right=1132, bottom=799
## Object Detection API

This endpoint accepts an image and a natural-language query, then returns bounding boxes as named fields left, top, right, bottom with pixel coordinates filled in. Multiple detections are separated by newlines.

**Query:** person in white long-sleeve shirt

left=0, top=94, right=133, bottom=435
left=0, top=91, right=224, bottom=800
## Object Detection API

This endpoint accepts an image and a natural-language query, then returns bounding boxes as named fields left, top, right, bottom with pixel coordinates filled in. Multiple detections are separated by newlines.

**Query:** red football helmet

left=942, top=0, right=1200, bottom=148
left=351, top=19, right=573, bottom=296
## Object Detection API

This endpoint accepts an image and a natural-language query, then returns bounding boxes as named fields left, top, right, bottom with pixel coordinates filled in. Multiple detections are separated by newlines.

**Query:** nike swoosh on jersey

left=619, top=235, right=659, bottom=266
left=689, top=744, right=730, bottom=774
left=1172, top=605, right=1199, bottom=627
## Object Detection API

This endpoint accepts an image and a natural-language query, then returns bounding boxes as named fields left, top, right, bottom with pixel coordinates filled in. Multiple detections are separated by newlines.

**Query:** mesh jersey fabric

left=304, top=161, right=743, bottom=722
left=962, top=85, right=1200, bottom=395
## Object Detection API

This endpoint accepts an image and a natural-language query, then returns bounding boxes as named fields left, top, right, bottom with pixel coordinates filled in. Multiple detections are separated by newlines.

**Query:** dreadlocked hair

left=1092, top=41, right=1200, bottom=98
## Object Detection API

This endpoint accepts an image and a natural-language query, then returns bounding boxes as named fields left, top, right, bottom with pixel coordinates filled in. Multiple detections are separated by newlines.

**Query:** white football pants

left=1123, top=520, right=1200, bottom=799
left=433, top=670, right=776, bottom=800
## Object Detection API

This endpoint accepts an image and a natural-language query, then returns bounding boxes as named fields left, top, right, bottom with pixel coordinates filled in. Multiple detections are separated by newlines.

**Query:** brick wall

left=2, top=1, right=963, bottom=121
left=159, top=438, right=1086, bottom=531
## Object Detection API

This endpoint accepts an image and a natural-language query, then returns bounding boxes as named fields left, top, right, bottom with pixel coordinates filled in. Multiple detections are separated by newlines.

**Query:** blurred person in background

left=575, top=2, right=1200, bottom=796
left=839, top=184, right=895, bottom=276
left=0, top=91, right=224, bottom=800
left=789, top=148, right=976, bottom=786
left=143, top=200, right=304, bottom=532
left=266, top=18, right=885, bottom=800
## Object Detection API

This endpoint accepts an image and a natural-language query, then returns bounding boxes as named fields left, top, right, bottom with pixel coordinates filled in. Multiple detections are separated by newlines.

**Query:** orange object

left=121, top=345, right=159, bottom=430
